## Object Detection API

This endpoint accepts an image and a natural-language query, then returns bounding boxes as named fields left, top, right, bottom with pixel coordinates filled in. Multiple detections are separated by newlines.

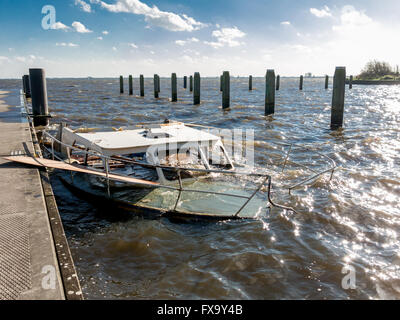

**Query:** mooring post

left=325, top=75, right=329, bottom=89
left=220, top=75, right=223, bottom=92
left=299, top=75, right=304, bottom=90
left=222, top=71, right=230, bottom=109
left=119, top=76, right=124, bottom=94
left=154, top=74, right=159, bottom=98
left=349, top=75, right=353, bottom=89
left=171, top=73, right=177, bottom=102
left=140, top=75, right=144, bottom=97
left=249, top=76, right=253, bottom=91
left=23, top=75, right=31, bottom=98
left=265, top=69, right=276, bottom=116
left=22, top=76, right=26, bottom=94
left=190, top=76, right=193, bottom=92
left=184, top=76, right=187, bottom=89
left=29, top=68, right=49, bottom=127
left=331, top=67, right=346, bottom=130
left=129, top=75, right=133, bottom=95
left=194, top=72, right=200, bottom=105
left=276, top=75, right=280, bottom=91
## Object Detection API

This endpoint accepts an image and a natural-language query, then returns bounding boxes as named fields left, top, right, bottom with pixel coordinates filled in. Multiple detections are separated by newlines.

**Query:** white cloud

left=112, top=46, right=118, bottom=51
left=50, top=22, right=70, bottom=30
left=333, top=5, right=373, bottom=30
left=91, top=0, right=206, bottom=32
left=204, top=26, right=246, bottom=48
left=56, top=42, right=79, bottom=47
left=72, top=21, right=93, bottom=33
left=102, top=30, right=109, bottom=35
left=175, top=40, right=186, bottom=46
left=310, top=6, right=332, bottom=18
left=281, top=21, right=291, bottom=25
left=97, top=36, right=103, bottom=40
left=129, top=43, right=138, bottom=49
left=175, top=37, right=199, bottom=46
left=0, top=56, right=10, bottom=65
left=75, top=0, right=92, bottom=13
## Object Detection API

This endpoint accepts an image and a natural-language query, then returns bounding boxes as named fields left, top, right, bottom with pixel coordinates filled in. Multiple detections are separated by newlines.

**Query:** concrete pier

left=331, top=67, right=346, bottom=129
left=222, top=71, right=230, bottom=109
left=140, top=75, right=144, bottom=97
left=154, top=75, right=159, bottom=98
left=23, top=75, right=31, bottom=98
left=276, top=75, right=280, bottom=91
left=119, top=76, right=124, bottom=94
left=0, top=90, right=81, bottom=300
left=129, top=75, right=133, bottom=95
left=193, top=72, right=200, bottom=105
left=171, top=73, right=177, bottom=102
left=265, top=69, right=275, bottom=115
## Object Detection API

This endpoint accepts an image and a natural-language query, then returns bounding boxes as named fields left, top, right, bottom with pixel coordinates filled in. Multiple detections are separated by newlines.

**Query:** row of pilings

left=118, top=68, right=352, bottom=130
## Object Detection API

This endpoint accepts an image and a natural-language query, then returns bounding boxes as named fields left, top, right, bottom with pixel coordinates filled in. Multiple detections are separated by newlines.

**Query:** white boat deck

left=62, top=122, right=221, bottom=156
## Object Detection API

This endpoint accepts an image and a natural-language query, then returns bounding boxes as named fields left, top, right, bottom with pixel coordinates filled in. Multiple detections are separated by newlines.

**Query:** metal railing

left=42, top=131, right=300, bottom=217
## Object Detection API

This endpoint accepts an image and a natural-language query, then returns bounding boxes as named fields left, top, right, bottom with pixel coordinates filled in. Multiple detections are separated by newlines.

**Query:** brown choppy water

left=2, top=77, right=400, bottom=299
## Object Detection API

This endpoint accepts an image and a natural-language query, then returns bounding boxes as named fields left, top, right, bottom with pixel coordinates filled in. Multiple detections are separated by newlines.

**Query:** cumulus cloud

left=102, top=30, right=109, bottom=35
left=90, top=0, right=206, bottom=32
left=175, top=37, right=199, bottom=46
left=75, top=0, right=92, bottom=13
left=204, top=26, right=246, bottom=48
left=50, top=22, right=70, bottom=30
left=333, top=5, right=373, bottom=30
left=56, top=42, right=79, bottom=47
left=72, top=21, right=93, bottom=33
left=281, top=21, right=291, bottom=25
left=129, top=43, right=138, bottom=48
left=310, top=6, right=332, bottom=18
left=97, top=36, right=103, bottom=40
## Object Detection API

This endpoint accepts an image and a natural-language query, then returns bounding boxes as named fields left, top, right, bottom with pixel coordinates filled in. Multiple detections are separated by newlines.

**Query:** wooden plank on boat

left=3, top=156, right=160, bottom=187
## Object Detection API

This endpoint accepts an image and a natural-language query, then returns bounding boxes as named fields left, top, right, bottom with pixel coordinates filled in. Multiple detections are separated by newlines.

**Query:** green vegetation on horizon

left=357, top=60, right=399, bottom=81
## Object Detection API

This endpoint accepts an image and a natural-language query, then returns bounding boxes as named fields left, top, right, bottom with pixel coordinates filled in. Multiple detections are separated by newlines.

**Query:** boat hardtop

left=61, top=121, right=223, bottom=156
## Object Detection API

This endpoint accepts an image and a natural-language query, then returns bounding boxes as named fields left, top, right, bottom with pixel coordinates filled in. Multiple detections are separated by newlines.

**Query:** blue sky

left=0, top=0, right=399, bottom=78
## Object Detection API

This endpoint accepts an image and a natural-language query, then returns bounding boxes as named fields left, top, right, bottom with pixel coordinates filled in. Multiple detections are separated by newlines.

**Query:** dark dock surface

left=0, top=89, right=81, bottom=300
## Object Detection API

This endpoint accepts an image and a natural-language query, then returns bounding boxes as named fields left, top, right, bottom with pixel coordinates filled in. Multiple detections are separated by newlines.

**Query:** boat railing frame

left=42, top=131, right=302, bottom=216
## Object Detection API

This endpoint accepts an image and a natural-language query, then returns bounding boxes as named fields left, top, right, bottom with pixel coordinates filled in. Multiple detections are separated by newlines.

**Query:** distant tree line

left=358, top=60, right=399, bottom=79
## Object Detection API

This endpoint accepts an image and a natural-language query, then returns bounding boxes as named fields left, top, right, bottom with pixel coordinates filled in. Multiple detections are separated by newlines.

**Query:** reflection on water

left=2, top=77, right=400, bottom=299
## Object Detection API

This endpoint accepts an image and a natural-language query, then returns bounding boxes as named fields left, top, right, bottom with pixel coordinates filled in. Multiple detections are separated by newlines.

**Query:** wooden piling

left=222, top=71, right=230, bottom=109
left=184, top=76, right=187, bottom=89
left=129, top=75, right=133, bottom=95
left=349, top=75, right=353, bottom=89
left=29, top=68, right=49, bottom=127
left=120, top=76, right=124, bottom=94
left=154, top=74, right=159, bottom=98
left=325, top=75, right=329, bottom=89
left=276, top=75, right=280, bottom=91
left=220, top=75, right=223, bottom=92
left=23, top=75, right=31, bottom=98
left=171, top=73, right=177, bottom=102
left=190, top=76, right=193, bottom=92
left=194, top=72, right=200, bottom=105
left=331, top=67, right=346, bottom=130
left=265, top=69, right=275, bottom=116
left=140, top=75, right=144, bottom=97
left=249, top=76, right=253, bottom=91
left=299, top=75, right=304, bottom=90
